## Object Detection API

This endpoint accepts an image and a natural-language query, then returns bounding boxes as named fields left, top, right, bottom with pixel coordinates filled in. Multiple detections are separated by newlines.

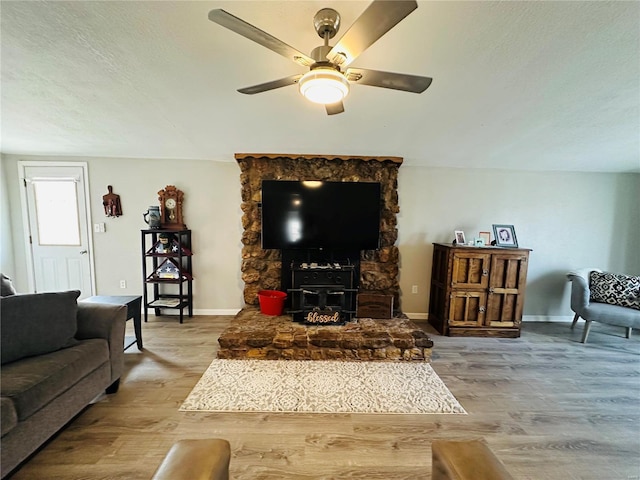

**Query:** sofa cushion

left=0, top=339, right=109, bottom=421
left=0, top=397, right=18, bottom=437
left=0, top=290, right=81, bottom=365
left=590, top=271, right=640, bottom=310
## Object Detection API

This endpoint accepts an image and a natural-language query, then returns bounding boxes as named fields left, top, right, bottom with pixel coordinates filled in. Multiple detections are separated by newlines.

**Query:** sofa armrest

left=567, top=273, right=591, bottom=316
left=76, top=303, right=126, bottom=383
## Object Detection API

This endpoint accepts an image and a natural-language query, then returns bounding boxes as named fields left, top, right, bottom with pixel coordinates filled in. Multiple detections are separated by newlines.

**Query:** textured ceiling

left=2, top=1, right=639, bottom=172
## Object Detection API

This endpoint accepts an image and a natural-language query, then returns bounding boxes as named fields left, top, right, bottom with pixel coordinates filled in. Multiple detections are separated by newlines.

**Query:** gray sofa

left=568, top=269, right=640, bottom=343
left=0, top=289, right=126, bottom=478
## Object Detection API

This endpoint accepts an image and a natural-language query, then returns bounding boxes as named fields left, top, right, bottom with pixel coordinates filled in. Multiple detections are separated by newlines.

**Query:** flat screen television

left=261, top=180, right=381, bottom=251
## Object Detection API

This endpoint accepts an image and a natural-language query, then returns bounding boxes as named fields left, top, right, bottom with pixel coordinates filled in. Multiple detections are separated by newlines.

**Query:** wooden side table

left=81, top=295, right=143, bottom=350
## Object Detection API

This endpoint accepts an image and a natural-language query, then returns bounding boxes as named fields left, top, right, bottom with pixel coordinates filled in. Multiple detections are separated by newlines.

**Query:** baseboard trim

left=404, top=313, right=575, bottom=323
left=145, top=309, right=242, bottom=317
left=197, top=309, right=242, bottom=316
left=522, top=315, right=574, bottom=322
left=142, top=310, right=576, bottom=322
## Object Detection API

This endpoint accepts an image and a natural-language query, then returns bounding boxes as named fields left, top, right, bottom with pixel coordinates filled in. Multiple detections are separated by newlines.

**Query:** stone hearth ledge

left=217, top=308, right=434, bottom=361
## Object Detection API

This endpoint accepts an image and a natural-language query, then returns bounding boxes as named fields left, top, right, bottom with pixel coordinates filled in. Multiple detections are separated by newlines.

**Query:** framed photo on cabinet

left=492, top=224, right=518, bottom=247
left=479, top=231, right=491, bottom=246
left=454, top=230, right=466, bottom=245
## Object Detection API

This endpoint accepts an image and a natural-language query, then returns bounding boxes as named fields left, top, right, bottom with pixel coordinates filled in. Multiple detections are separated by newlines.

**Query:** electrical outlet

left=93, top=223, right=100, bottom=233
left=119, top=280, right=126, bottom=289
left=412, top=285, right=418, bottom=294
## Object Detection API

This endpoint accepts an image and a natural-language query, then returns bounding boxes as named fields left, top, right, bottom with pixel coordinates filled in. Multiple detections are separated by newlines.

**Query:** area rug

left=179, top=359, right=466, bottom=414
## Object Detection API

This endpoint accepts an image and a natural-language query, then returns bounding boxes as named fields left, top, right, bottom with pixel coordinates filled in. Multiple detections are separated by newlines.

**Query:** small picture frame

left=454, top=230, right=466, bottom=245
left=479, top=231, right=491, bottom=245
left=492, top=224, right=518, bottom=247
left=474, top=237, right=485, bottom=247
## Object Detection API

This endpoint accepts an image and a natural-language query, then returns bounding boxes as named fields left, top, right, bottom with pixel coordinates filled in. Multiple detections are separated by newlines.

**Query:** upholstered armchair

left=568, top=269, right=640, bottom=343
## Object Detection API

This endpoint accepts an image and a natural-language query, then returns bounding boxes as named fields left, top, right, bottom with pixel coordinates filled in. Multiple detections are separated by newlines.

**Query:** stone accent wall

left=237, top=153, right=403, bottom=309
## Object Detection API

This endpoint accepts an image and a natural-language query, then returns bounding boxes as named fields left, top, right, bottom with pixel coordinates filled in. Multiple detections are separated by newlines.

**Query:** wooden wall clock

left=158, top=185, right=186, bottom=230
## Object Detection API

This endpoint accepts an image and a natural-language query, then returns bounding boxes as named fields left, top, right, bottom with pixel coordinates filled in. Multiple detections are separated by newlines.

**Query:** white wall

left=0, top=156, right=16, bottom=277
left=397, top=167, right=640, bottom=316
left=4, top=155, right=244, bottom=313
left=4, top=155, right=639, bottom=318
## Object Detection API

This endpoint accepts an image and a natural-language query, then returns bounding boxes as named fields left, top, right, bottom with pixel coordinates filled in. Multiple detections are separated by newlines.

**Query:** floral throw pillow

left=589, top=271, right=640, bottom=310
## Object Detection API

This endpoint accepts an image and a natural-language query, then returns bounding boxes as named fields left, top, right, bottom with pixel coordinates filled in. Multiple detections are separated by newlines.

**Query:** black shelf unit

left=288, top=262, right=357, bottom=325
left=141, top=228, right=193, bottom=323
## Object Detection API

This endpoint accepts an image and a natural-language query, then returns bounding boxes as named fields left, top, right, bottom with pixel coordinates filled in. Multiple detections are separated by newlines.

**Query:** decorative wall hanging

left=102, top=185, right=122, bottom=217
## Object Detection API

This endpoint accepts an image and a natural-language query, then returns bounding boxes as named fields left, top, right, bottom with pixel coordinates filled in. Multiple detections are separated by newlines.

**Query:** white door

left=19, top=162, right=95, bottom=298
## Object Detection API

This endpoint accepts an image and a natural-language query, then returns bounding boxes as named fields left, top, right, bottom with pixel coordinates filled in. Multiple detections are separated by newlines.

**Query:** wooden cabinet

left=141, top=229, right=193, bottom=323
left=428, top=243, right=531, bottom=337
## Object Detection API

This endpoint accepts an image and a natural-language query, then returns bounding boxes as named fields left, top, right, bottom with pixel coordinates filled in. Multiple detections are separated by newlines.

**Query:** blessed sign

left=305, top=311, right=342, bottom=325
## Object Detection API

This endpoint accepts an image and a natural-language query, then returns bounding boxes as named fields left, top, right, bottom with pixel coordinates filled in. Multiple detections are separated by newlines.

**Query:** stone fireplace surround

left=222, top=153, right=433, bottom=362
left=218, top=308, right=434, bottom=361
left=237, top=153, right=403, bottom=307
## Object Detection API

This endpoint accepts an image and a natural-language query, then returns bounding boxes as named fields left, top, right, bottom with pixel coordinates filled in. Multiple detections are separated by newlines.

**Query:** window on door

left=33, top=180, right=81, bottom=245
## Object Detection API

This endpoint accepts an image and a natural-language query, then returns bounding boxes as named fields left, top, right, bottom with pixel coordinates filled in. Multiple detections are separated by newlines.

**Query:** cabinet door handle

left=479, top=306, right=486, bottom=313
left=482, top=269, right=489, bottom=276
left=488, top=287, right=494, bottom=294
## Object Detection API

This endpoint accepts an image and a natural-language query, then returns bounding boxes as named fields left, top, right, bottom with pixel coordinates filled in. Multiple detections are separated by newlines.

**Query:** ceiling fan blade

left=237, top=74, right=303, bottom=95
left=325, top=102, right=345, bottom=115
left=345, top=68, right=432, bottom=93
left=327, top=1, right=418, bottom=67
left=208, top=9, right=314, bottom=67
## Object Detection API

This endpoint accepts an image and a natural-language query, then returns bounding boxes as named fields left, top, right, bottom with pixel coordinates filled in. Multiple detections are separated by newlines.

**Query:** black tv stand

left=281, top=249, right=360, bottom=306
left=288, top=261, right=357, bottom=325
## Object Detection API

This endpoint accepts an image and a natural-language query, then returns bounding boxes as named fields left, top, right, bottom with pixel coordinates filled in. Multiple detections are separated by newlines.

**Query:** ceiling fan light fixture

left=298, top=68, right=349, bottom=105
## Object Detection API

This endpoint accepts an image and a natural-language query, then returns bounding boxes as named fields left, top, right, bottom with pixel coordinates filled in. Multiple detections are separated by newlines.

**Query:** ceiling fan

left=208, top=0, right=432, bottom=115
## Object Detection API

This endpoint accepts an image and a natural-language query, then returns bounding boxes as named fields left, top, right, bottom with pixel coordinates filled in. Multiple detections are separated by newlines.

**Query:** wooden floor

left=8, top=316, right=640, bottom=479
